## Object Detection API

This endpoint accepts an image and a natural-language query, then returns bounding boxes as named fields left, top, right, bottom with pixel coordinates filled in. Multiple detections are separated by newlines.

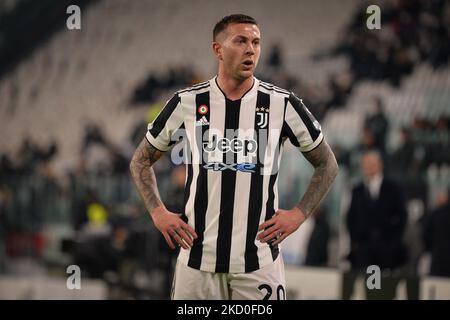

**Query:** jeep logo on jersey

left=203, top=134, right=257, bottom=157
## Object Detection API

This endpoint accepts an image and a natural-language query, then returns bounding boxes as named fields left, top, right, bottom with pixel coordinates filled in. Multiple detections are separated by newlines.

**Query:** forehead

left=225, top=23, right=260, bottom=38
left=362, top=154, right=380, bottom=165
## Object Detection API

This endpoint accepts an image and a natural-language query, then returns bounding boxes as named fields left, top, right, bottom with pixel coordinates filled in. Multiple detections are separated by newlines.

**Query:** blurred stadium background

left=0, top=0, right=449, bottom=299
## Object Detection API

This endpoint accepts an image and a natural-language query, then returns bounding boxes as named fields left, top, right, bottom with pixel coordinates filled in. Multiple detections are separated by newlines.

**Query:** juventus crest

left=256, top=106, right=269, bottom=129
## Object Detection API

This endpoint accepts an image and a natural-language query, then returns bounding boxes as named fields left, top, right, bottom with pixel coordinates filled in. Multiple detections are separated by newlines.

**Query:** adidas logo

left=195, top=116, right=209, bottom=126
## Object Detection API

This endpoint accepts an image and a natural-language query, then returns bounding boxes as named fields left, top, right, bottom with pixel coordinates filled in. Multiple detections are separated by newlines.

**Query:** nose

left=246, top=43, right=255, bottom=55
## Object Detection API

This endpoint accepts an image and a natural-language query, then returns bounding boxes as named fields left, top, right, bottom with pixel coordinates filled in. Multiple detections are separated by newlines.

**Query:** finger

left=272, top=232, right=288, bottom=246
left=258, top=218, right=275, bottom=231
left=257, top=224, right=279, bottom=240
left=181, top=222, right=198, bottom=239
left=162, top=231, right=175, bottom=249
left=261, top=230, right=282, bottom=243
left=178, top=238, right=189, bottom=250
left=171, top=232, right=189, bottom=250
left=175, top=227, right=193, bottom=247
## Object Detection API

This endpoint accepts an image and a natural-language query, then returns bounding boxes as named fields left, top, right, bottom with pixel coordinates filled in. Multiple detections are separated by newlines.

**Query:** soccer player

left=130, top=14, right=338, bottom=300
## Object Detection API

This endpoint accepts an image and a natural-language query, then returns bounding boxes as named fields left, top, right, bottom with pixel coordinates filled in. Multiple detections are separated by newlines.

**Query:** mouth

left=242, top=60, right=254, bottom=69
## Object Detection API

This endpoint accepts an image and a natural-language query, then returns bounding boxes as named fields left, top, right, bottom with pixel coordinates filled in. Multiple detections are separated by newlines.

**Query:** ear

left=212, top=42, right=222, bottom=61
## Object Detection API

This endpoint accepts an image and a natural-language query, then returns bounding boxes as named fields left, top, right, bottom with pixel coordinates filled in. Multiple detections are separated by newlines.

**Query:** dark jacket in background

left=423, top=202, right=450, bottom=277
left=346, top=178, right=408, bottom=270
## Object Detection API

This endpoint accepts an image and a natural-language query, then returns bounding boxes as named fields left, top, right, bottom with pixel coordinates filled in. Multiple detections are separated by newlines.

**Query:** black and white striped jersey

left=146, top=76, right=323, bottom=273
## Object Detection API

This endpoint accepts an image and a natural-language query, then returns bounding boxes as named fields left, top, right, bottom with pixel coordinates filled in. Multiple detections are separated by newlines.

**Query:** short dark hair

left=213, top=14, right=258, bottom=41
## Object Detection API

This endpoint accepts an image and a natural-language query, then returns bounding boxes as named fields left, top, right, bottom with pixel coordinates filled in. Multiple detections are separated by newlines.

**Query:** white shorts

left=171, top=254, right=286, bottom=300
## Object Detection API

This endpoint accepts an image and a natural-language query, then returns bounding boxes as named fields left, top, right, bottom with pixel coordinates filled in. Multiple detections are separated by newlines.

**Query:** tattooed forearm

left=297, top=139, right=339, bottom=219
left=130, top=138, right=165, bottom=214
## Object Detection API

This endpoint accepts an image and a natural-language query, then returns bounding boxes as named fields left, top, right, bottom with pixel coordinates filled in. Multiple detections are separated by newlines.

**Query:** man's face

left=214, top=23, right=261, bottom=81
left=361, top=153, right=382, bottom=181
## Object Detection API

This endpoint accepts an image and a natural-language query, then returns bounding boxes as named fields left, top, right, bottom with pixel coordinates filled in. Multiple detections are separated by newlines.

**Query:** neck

left=216, top=73, right=254, bottom=100
left=366, top=173, right=383, bottom=184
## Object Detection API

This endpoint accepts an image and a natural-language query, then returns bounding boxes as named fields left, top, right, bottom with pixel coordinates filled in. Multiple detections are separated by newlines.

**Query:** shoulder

left=381, top=178, right=401, bottom=191
left=258, top=80, right=307, bottom=108
left=436, top=203, right=450, bottom=218
left=176, top=80, right=211, bottom=97
left=353, top=183, right=365, bottom=194
left=258, top=80, right=291, bottom=98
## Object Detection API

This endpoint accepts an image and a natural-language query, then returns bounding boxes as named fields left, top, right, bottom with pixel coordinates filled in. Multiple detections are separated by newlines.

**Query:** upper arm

left=394, top=184, right=408, bottom=226
left=346, top=188, right=357, bottom=226
left=146, top=93, right=184, bottom=151
left=282, top=93, right=323, bottom=152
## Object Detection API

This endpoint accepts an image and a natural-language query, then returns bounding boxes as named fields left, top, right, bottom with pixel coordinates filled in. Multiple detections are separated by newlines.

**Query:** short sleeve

left=146, top=94, right=184, bottom=151
left=283, top=93, right=323, bottom=152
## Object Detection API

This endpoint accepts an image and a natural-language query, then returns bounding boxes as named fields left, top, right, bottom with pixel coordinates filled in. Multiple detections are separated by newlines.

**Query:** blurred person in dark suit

left=422, top=189, right=450, bottom=277
left=304, top=207, right=330, bottom=267
left=346, top=151, right=408, bottom=271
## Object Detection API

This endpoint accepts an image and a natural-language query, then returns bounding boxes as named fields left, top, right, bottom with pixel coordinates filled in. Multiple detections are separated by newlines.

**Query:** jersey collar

left=211, top=76, right=259, bottom=102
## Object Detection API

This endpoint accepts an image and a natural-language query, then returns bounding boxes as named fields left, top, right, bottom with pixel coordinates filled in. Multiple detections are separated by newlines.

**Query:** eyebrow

left=235, top=35, right=261, bottom=41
